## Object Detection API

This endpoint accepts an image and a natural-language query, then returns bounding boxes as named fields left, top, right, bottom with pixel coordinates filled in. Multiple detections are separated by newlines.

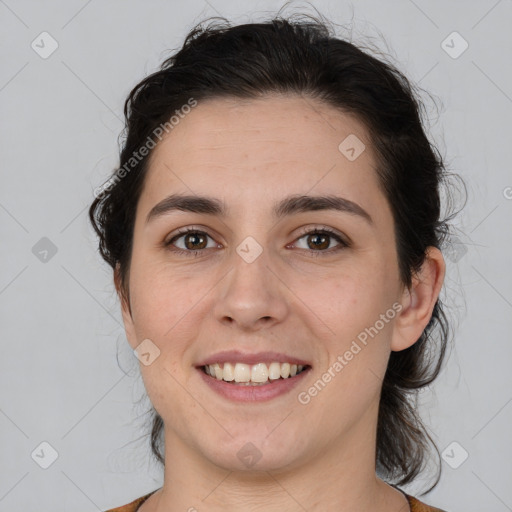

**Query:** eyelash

left=164, top=225, right=350, bottom=258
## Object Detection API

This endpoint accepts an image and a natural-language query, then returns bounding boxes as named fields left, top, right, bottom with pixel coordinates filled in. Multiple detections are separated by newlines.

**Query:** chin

left=199, top=429, right=307, bottom=473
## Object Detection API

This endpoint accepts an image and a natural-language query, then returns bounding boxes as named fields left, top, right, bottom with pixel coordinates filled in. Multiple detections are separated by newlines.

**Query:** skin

left=117, top=94, right=445, bottom=512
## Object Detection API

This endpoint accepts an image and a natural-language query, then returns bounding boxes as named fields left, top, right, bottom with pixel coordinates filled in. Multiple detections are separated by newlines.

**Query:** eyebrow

left=145, top=193, right=373, bottom=225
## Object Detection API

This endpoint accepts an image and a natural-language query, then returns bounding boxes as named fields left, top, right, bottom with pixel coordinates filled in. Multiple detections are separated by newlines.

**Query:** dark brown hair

left=89, top=11, right=465, bottom=494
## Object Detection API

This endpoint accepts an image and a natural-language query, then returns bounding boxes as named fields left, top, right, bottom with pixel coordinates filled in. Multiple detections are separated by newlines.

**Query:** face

left=119, top=94, right=420, bottom=474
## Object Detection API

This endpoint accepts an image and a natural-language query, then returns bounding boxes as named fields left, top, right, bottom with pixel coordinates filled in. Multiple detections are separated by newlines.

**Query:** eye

left=291, top=226, right=350, bottom=256
left=164, top=225, right=350, bottom=257
left=164, top=227, right=219, bottom=257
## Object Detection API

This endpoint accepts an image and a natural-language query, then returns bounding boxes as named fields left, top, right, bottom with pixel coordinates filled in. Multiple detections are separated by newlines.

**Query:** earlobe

left=391, top=247, right=446, bottom=352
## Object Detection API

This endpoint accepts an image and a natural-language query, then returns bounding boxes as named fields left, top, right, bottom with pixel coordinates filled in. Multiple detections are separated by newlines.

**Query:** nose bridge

left=228, top=233, right=274, bottom=301
left=213, top=231, right=288, bottom=328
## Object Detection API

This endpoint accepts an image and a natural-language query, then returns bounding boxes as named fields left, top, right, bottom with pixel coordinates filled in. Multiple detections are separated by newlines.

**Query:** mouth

left=201, top=362, right=310, bottom=385
left=196, top=361, right=312, bottom=402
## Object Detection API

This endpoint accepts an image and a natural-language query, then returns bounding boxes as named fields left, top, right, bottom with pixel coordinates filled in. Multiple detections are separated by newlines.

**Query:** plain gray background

left=1, top=0, right=511, bottom=511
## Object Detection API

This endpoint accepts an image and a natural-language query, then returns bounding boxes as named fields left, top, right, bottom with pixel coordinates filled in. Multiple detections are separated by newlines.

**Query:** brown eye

left=182, top=232, right=208, bottom=250
left=305, top=232, right=331, bottom=250
left=293, top=227, right=349, bottom=255
left=165, top=228, right=217, bottom=256
left=165, top=226, right=349, bottom=258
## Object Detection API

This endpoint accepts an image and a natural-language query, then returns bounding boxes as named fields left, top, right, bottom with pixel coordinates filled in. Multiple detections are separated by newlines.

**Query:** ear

left=391, top=247, right=446, bottom=352
left=114, top=264, right=137, bottom=349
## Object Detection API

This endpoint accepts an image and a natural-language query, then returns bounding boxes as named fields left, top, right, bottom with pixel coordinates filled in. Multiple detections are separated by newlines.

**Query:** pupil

left=186, top=233, right=206, bottom=250
left=309, top=234, right=328, bottom=250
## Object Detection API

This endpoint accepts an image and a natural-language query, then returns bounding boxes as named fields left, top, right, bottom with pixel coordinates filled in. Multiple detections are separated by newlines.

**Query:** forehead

left=139, top=94, right=386, bottom=219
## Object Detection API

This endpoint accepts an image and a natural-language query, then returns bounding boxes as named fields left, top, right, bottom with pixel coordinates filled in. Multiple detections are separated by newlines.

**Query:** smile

left=203, top=362, right=309, bottom=385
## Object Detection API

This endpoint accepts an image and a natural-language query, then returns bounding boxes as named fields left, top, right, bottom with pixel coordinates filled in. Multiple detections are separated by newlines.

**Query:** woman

left=90, top=12, right=460, bottom=512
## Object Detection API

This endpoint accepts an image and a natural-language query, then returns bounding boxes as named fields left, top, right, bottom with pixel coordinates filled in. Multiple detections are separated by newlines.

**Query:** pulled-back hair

left=89, top=11, right=465, bottom=493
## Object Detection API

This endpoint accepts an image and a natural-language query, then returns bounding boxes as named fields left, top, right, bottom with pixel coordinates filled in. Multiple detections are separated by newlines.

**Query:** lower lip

left=197, top=367, right=311, bottom=402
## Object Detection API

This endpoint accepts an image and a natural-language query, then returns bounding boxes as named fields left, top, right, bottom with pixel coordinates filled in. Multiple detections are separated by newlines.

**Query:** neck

left=150, top=401, right=408, bottom=512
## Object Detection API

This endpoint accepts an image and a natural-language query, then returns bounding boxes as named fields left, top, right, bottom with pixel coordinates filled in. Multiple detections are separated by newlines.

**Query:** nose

left=212, top=246, right=289, bottom=332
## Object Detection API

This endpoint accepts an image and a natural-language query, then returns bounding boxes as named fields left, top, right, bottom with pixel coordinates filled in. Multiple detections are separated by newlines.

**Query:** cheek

left=130, top=257, right=186, bottom=318
left=138, top=363, right=195, bottom=436
left=127, top=263, right=203, bottom=359
left=315, top=268, right=395, bottom=384
left=317, top=267, right=389, bottom=329
left=306, top=277, right=395, bottom=427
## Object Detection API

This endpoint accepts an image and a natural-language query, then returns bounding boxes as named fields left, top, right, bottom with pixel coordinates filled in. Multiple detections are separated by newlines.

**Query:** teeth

left=204, top=362, right=307, bottom=384
left=223, top=362, right=235, bottom=381
left=268, top=362, right=281, bottom=380
left=251, top=363, right=268, bottom=383
left=213, top=363, right=223, bottom=380
left=233, top=363, right=251, bottom=383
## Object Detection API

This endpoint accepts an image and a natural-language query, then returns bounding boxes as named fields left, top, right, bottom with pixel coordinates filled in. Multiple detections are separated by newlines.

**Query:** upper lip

left=196, top=350, right=311, bottom=367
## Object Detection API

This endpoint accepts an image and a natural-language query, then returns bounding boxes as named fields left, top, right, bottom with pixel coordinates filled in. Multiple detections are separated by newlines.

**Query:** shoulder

left=103, top=490, right=158, bottom=512
left=407, top=494, right=449, bottom=512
